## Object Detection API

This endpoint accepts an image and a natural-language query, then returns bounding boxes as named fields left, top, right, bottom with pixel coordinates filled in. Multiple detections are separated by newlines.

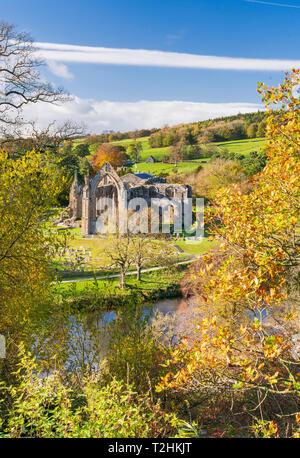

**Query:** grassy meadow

left=110, top=136, right=171, bottom=161
left=54, top=264, right=185, bottom=294
left=211, top=137, right=267, bottom=156
left=132, top=161, right=204, bottom=175
left=173, top=238, right=218, bottom=255
left=111, top=136, right=267, bottom=162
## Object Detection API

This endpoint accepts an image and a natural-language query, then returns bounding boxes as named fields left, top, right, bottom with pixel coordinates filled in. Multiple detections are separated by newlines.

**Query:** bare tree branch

left=0, top=21, right=69, bottom=135
left=0, top=120, right=86, bottom=156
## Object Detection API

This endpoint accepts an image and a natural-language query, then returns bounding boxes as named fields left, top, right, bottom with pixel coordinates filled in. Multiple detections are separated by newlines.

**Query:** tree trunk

left=120, top=270, right=127, bottom=289
left=137, top=265, right=141, bottom=281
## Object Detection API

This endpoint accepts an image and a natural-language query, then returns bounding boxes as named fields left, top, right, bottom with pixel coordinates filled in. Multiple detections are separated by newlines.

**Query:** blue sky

left=2, top=0, right=300, bottom=131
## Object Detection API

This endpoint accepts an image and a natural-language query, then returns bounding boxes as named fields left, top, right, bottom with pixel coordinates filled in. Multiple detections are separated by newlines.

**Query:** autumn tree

left=170, top=141, right=187, bottom=165
left=91, top=143, right=128, bottom=172
left=0, top=150, right=66, bottom=378
left=257, top=120, right=267, bottom=137
left=157, top=70, right=300, bottom=437
left=189, top=69, right=299, bottom=325
left=247, top=123, right=258, bottom=138
left=204, top=71, right=300, bottom=311
left=192, top=158, right=248, bottom=199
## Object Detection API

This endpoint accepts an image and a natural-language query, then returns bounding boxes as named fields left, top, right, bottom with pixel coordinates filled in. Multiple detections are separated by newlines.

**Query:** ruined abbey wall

left=69, top=162, right=192, bottom=236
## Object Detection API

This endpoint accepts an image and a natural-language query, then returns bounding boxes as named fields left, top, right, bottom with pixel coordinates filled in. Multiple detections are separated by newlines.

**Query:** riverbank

left=52, top=264, right=187, bottom=312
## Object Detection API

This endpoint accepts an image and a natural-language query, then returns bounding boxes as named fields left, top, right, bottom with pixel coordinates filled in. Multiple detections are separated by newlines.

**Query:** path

left=59, top=258, right=200, bottom=284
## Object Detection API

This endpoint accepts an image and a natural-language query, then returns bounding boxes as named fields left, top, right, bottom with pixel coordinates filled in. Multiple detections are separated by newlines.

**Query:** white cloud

left=46, top=60, right=74, bottom=79
left=21, top=96, right=263, bottom=132
left=35, top=41, right=300, bottom=71
left=245, top=0, right=300, bottom=9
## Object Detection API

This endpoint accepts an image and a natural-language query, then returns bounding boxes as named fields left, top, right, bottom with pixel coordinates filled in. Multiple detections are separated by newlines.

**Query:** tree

left=79, top=156, right=92, bottom=178
left=210, top=149, right=267, bottom=177
left=191, top=71, right=300, bottom=320
left=221, top=120, right=246, bottom=141
left=74, top=143, right=90, bottom=158
left=0, top=22, right=67, bottom=135
left=1, top=121, right=85, bottom=157
left=257, top=120, right=267, bottom=137
left=182, top=128, right=197, bottom=145
left=91, top=143, right=128, bottom=171
left=0, top=150, right=63, bottom=296
left=157, top=71, right=300, bottom=437
left=184, top=144, right=203, bottom=160
left=247, top=123, right=258, bottom=138
left=240, top=150, right=267, bottom=176
left=131, top=235, right=177, bottom=281
left=127, top=141, right=142, bottom=162
left=0, top=150, right=66, bottom=378
left=105, top=234, right=134, bottom=289
left=194, top=158, right=248, bottom=199
left=106, top=234, right=177, bottom=285
left=170, top=141, right=187, bottom=165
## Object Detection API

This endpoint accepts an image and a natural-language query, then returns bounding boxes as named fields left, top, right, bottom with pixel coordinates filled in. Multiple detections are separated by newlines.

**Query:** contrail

left=245, top=0, right=300, bottom=8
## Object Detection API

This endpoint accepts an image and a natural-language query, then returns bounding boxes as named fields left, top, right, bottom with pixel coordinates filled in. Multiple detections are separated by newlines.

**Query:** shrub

left=105, top=304, right=172, bottom=393
left=0, top=347, right=177, bottom=438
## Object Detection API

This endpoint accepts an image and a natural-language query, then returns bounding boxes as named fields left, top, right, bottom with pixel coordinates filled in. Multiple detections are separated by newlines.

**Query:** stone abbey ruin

left=69, top=162, right=192, bottom=236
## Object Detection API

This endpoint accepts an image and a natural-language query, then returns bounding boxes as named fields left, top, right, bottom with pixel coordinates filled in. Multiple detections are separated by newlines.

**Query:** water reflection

left=91, top=297, right=195, bottom=334
left=66, top=297, right=270, bottom=373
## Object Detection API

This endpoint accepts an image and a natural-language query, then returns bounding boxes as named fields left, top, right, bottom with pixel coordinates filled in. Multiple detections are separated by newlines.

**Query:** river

left=65, top=296, right=270, bottom=372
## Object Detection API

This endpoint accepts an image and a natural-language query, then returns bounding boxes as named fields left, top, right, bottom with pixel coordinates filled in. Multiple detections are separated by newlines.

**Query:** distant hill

left=80, top=110, right=268, bottom=146
left=70, top=111, right=268, bottom=180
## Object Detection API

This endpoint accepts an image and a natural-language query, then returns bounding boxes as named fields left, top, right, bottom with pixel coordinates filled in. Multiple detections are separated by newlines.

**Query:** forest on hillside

left=81, top=111, right=268, bottom=147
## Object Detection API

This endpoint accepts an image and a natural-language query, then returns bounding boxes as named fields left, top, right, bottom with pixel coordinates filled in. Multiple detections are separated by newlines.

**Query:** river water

left=93, top=297, right=189, bottom=325
left=66, top=297, right=196, bottom=367
left=66, top=296, right=270, bottom=371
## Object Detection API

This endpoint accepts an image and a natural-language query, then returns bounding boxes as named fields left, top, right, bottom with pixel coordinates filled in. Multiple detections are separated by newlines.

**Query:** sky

left=2, top=0, right=300, bottom=132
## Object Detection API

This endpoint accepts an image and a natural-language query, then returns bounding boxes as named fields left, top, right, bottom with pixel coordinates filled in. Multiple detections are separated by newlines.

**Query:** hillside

left=69, top=111, right=268, bottom=182
left=81, top=110, right=268, bottom=144
left=75, top=134, right=266, bottom=161
left=111, top=136, right=267, bottom=162
left=75, top=108, right=266, bottom=157
left=72, top=135, right=267, bottom=178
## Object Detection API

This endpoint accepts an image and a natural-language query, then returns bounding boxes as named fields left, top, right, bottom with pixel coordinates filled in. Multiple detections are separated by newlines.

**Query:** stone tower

left=81, top=174, right=91, bottom=235
left=69, top=170, right=82, bottom=219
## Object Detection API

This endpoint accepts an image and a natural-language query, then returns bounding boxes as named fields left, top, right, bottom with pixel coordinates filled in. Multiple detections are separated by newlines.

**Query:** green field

left=211, top=137, right=267, bottom=156
left=53, top=267, right=187, bottom=311
left=132, top=161, right=205, bottom=175
left=112, top=136, right=267, bottom=166
left=173, top=238, right=218, bottom=255
left=54, top=265, right=184, bottom=293
left=110, top=136, right=171, bottom=162
left=65, top=234, right=180, bottom=271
